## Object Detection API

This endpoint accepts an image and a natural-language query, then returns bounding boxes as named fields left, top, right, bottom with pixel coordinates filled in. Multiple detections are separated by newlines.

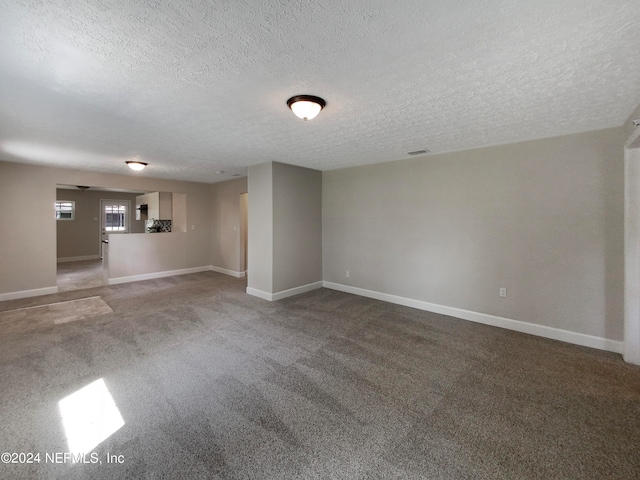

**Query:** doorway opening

left=57, top=259, right=105, bottom=292
left=55, top=185, right=144, bottom=293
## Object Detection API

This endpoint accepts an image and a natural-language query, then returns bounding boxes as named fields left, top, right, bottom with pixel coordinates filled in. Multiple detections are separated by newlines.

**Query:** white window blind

left=55, top=201, right=75, bottom=220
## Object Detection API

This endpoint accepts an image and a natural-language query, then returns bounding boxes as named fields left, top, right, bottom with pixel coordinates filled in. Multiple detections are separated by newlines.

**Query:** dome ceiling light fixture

left=126, top=160, right=148, bottom=171
left=287, top=95, right=326, bottom=121
left=407, top=149, right=430, bottom=156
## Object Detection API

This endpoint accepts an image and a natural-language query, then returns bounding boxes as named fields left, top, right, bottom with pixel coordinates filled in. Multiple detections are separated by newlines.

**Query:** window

left=55, top=201, right=75, bottom=220
left=104, top=204, right=127, bottom=231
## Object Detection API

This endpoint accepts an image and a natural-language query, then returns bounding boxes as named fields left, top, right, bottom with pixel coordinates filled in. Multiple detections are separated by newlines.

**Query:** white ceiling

left=1, top=0, right=639, bottom=183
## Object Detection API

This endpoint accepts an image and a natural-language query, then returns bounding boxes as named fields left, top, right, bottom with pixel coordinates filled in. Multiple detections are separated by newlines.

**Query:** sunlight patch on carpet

left=59, top=378, right=125, bottom=455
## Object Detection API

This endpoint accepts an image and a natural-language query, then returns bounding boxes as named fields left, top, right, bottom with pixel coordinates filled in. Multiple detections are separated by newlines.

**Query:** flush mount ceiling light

left=287, top=95, right=326, bottom=121
left=407, top=149, right=430, bottom=156
left=126, top=161, right=147, bottom=171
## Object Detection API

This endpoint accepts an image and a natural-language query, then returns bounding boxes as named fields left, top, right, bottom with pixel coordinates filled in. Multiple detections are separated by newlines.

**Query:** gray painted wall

left=0, top=161, right=57, bottom=293
left=323, top=127, right=625, bottom=341
left=247, top=162, right=322, bottom=295
left=272, top=162, right=322, bottom=292
left=247, top=162, right=273, bottom=294
left=210, top=177, right=248, bottom=273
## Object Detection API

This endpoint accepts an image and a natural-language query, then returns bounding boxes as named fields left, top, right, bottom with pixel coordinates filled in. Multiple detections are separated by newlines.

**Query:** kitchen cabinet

left=136, top=192, right=172, bottom=220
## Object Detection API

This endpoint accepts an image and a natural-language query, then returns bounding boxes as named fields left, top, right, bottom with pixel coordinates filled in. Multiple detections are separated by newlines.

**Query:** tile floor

left=57, top=259, right=105, bottom=292
left=0, top=296, right=113, bottom=334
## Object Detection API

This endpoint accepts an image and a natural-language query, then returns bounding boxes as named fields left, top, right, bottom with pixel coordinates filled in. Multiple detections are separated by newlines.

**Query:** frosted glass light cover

left=126, top=161, right=147, bottom=171
left=290, top=100, right=322, bottom=121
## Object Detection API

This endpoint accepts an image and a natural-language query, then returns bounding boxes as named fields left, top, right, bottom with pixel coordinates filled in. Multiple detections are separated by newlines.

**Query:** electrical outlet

left=499, top=287, right=507, bottom=298
left=346, top=270, right=350, bottom=278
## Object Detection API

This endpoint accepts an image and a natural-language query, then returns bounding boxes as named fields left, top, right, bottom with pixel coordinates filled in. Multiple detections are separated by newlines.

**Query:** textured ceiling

left=0, top=0, right=639, bottom=183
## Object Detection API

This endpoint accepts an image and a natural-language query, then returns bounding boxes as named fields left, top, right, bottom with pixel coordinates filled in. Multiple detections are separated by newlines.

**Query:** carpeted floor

left=0, top=297, right=113, bottom=334
left=57, top=259, right=104, bottom=292
left=0, top=272, right=638, bottom=479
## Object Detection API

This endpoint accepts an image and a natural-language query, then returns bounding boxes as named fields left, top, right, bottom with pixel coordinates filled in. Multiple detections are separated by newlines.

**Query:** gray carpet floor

left=0, top=272, right=638, bottom=479
left=57, top=259, right=104, bottom=292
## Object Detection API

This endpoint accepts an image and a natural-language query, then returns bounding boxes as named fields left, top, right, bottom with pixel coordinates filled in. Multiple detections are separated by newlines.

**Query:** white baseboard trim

left=272, top=281, right=323, bottom=301
left=246, top=287, right=273, bottom=301
left=323, top=282, right=623, bottom=354
left=247, top=281, right=323, bottom=301
left=109, top=266, right=212, bottom=285
left=0, top=286, right=59, bottom=302
left=57, top=255, right=101, bottom=263
left=210, top=266, right=246, bottom=278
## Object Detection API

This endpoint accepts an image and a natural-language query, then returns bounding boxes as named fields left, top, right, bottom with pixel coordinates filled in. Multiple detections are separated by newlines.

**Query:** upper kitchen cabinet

left=136, top=192, right=173, bottom=220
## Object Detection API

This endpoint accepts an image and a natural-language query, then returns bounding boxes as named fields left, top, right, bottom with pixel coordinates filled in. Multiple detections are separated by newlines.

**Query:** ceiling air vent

left=407, top=149, right=430, bottom=156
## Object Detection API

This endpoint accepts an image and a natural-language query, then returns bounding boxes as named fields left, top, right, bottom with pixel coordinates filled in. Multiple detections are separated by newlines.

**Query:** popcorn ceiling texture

left=0, top=0, right=639, bottom=182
